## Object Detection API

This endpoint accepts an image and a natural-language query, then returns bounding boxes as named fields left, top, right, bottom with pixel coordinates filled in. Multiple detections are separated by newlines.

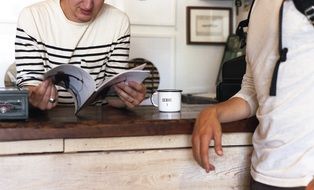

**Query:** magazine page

left=80, top=69, right=150, bottom=110
left=44, top=64, right=96, bottom=112
left=95, top=63, right=149, bottom=98
left=131, top=63, right=146, bottom=70
left=96, top=70, right=150, bottom=93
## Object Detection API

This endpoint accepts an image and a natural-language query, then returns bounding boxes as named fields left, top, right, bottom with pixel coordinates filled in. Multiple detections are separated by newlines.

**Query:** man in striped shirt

left=15, top=0, right=146, bottom=110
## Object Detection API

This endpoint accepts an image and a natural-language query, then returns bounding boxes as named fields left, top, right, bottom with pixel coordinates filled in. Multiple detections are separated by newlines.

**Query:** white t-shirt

left=235, top=0, right=314, bottom=187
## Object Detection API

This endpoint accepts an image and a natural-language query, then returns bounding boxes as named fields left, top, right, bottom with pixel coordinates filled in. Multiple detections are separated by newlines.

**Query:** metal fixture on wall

left=234, top=0, right=253, bottom=24
left=235, top=0, right=242, bottom=15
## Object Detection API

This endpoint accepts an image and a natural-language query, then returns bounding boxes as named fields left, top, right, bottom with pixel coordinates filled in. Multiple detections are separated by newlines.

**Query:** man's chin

left=77, top=15, right=93, bottom=22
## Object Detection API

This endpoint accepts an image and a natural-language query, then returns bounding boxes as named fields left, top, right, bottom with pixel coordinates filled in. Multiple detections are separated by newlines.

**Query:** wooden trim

left=0, top=139, right=63, bottom=155
left=64, top=133, right=252, bottom=153
left=0, top=105, right=258, bottom=141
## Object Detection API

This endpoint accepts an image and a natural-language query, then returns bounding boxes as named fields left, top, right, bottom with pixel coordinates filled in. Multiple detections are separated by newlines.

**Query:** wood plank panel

left=64, top=133, right=253, bottom=152
left=0, top=139, right=63, bottom=155
left=0, top=147, right=252, bottom=190
left=0, top=105, right=258, bottom=141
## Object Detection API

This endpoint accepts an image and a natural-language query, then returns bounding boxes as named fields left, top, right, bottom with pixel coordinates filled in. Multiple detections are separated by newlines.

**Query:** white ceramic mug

left=150, top=89, right=182, bottom=112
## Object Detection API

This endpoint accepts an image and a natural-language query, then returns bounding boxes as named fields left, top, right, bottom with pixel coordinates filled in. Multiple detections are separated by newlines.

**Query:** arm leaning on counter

left=192, top=97, right=251, bottom=172
left=192, top=0, right=314, bottom=189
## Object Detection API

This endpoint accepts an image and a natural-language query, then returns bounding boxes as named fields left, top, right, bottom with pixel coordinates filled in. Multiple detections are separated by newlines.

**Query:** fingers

left=46, top=81, right=58, bottom=109
left=125, top=81, right=146, bottom=102
left=28, top=80, right=49, bottom=108
left=200, top=134, right=214, bottom=172
left=28, top=80, right=58, bottom=110
left=42, top=80, right=53, bottom=106
left=192, top=134, right=201, bottom=166
left=214, top=126, right=223, bottom=157
left=192, top=119, right=202, bottom=166
left=114, top=85, right=137, bottom=108
left=114, top=81, right=146, bottom=108
left=192, top=117, right=213, bottom=172
left=192, top=130, right=222, bottom=172
left=191, top=108, right=223, bottom=173
left=128, top=81, right=146, bottom=93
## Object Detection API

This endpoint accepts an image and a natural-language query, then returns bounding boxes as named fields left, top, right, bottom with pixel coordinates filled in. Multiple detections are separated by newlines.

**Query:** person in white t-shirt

left=15, top=0, right=146, bottom=110
left=192, top=0, right=314, bottom=189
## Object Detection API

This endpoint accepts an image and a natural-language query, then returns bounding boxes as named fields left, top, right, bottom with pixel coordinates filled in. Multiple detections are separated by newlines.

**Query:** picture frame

left=186, top=7, right=232, bottom=45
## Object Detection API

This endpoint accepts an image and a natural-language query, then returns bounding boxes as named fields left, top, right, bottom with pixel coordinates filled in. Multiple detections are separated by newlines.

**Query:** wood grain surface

left=0, top=104, right=258, bottom=141
left=0, top=147, right=252, bottom=190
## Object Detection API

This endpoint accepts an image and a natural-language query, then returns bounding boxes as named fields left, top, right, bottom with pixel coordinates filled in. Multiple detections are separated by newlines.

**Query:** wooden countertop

left=0, top=104, right=258, bottom=141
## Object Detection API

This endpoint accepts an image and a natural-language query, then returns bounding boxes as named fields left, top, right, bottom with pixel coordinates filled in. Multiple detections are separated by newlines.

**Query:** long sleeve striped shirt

left=15, top=0, right=130, bottom=105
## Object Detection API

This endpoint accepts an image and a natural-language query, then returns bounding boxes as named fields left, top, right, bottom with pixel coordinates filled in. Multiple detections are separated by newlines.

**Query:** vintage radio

left=0, top=87, right=28, bottom=120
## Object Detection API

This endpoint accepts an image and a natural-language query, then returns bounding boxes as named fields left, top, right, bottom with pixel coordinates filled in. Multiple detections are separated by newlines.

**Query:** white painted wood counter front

left=0, top=134, right=253, bottom=190
left=0, top=105, right=256, bottom=190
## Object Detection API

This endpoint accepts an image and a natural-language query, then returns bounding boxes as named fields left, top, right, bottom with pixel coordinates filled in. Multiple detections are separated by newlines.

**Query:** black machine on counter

left=0, top=87, right=28, bottom=120
left=216, top=33, right=247, bottom=102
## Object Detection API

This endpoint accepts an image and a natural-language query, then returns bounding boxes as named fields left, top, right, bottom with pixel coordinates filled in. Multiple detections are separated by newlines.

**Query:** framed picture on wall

left=186, top=7, right=232, bottom=45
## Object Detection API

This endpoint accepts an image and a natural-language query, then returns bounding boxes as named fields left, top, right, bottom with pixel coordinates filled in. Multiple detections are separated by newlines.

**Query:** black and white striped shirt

left=15, top=0, right=130, bottom=105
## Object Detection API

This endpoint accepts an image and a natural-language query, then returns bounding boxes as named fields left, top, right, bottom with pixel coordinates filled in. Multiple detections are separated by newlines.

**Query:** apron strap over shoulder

left=293, top=0, right=314, bottom=25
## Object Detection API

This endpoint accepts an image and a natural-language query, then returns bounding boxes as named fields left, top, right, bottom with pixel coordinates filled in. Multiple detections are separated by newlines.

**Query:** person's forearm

left=215, top=97, right=251, bottom=123
left=306, top=178, right=314, bottom=190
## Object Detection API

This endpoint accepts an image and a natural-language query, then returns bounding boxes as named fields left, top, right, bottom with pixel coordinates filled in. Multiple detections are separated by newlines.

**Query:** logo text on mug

left=162, top=98, right=172, bottom=102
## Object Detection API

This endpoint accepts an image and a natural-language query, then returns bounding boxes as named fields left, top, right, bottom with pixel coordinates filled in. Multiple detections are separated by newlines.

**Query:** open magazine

left=44, top=64, right=150, bottom=114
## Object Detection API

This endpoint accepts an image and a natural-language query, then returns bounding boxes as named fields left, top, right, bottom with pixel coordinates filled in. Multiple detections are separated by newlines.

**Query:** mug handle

left=150, top=91, right=158, bottom=107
